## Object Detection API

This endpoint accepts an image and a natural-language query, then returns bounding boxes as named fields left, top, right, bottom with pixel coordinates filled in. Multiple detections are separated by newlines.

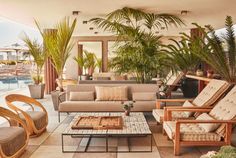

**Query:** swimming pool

left=0, top=75, right=32, bottom=94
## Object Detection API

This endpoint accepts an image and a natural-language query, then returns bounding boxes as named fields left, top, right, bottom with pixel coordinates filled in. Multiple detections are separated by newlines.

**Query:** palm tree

left=22, top=34, right=47, bottom=84
left=89, top=7, right=184, bottom=83
left=36, top=17, right=77, bottom=90
left=161, top=38, right=201, bottom=74
left=182, top=16, right=236, bottom=83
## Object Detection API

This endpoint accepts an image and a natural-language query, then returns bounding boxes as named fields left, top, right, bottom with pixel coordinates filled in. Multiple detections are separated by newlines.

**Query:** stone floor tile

left=117, top=146, right=160, bottom=158
left=21, top=145, right=39, bottom=158
left=30, top=146, right=75, bottom=158
left=157, top=146, right=202, bottom=158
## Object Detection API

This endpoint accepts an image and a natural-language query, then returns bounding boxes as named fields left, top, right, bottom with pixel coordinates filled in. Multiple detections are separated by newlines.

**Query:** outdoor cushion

left=182, top=100, right=195, bottom=117
left=210, top=86, right=236, bottom=120
left=95, top=86, right=128, bottom=101
left=196, top=113, right=220, bottom=132
left=0, top=127, right=26, bottom=156
left=152, top=109, right=193, bottom=123
left=69, top=91, right=94, bottom=101
left=166, top=71, right=184, bottom=86
left=132, top=92, right=156, bottom=101
left=163, top=121, right=221, bottom=141
left=19, top=111, right=47, bottom=130
left=192, top=79, right=229, bottom=107
left=59, top=100, right=156, bottom=112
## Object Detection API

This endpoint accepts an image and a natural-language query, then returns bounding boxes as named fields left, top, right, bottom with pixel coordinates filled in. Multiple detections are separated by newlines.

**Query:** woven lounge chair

left=0, top=107, right=29, bottom=158
left=163, top=85, right=236, bottom=155
left=5, top=94, right=48, bottom=137
left=153, top=79, right=230, bottom=123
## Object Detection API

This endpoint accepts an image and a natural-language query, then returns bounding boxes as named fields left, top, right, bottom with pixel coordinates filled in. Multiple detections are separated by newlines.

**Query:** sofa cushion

left=69, top=92, right=94, bottom=101
left=59, top=100, right=155, bottom=112
left=96, top=77, right=110, bottom=80
left=182, top=100, right=195, bottom=117
left=163, top=121, right=221, bottom=141
left=196, top=113, right=220, bottom=132
left=59, top=101, right=123, bottom=112
left=110, top=75, right=127, bottom=81
left=132, top=92, right=156, bottom=101
left=19, top=111, right=47, bottom=130
left=152, top=109, right=194, bottom=123
left=95, top=86, right=128, bottom=101
left=0, top=127, right=26, bottom=156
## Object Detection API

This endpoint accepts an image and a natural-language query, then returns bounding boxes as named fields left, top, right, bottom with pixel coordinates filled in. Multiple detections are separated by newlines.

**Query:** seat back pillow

left=69, top=92, right=94, bottom=101
left=95, top=86, right=128, bottom=101
left=132, top=92, right=156, bottom=101
left=182, top=100, right=195, bottom=117
left=196, top=113, right=220, bottom=132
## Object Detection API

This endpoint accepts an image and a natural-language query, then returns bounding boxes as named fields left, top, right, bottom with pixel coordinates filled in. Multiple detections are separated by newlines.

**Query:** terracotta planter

left=28, top=84, right=45, bottom=99
left=124, top=110, right=130, bottom=116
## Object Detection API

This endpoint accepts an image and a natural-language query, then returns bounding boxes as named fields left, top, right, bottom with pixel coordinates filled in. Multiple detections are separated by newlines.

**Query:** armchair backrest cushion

left=192, top=79, right=230, bottom=107
left=210, top=86, right=236, bottom=120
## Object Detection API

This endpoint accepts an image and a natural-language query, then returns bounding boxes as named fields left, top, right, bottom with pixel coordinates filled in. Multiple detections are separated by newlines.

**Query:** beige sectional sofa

left=58, top=84, right=158, bottom=121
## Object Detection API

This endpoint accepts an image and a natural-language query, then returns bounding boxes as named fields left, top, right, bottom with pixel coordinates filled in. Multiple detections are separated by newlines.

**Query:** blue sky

left=0, top=17, right=42, bottom=48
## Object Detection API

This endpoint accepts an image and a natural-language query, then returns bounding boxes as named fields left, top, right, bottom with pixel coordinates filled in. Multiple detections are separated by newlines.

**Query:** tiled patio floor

left=3, top=93, right=235, bottom=158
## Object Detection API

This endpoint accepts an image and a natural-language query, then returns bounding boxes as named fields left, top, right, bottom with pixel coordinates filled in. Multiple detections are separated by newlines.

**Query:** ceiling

left=0, top=0, right=235, bottom=36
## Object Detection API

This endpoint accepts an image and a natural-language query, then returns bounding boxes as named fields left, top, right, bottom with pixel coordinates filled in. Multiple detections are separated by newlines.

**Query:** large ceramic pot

left=180, top=78, right=198, bottom=98
left=28, top=84, right=45, bottom=99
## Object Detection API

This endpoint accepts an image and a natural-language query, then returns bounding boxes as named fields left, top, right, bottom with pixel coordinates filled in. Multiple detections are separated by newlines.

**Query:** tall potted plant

left=22, top=34, right=47, bottom=99
left=36, top=17, right=76, bottom=110
left=183, top=16, right=236, bottom=84
left=161, top=38, right=201, bottom=97
left=74, top=50, right=96, bottom=80
left=90, top=7, right=184, bottom=83
left=36, top=17, right=77, bottom=91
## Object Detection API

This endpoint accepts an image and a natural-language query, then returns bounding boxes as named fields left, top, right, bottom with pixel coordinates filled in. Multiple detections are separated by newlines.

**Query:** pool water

left=0, top=76, right=32, bottom=94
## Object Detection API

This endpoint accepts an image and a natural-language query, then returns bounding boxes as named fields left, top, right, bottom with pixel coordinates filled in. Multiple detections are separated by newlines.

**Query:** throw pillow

left=196, top=113, right=220, bottom=132
left=182, top=100, right=195, bottom=117
left=69, top=91, right=94, bottom=101
left=95, top=86, right=128, bottom=101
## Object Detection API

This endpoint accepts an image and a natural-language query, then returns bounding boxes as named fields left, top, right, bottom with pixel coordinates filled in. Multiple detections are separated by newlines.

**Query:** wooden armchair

left=0, top=107, right=29, bottom=158
left=5, top=94, right=48, bottom=137
left=163, top=86, right=236, bottom=155
left=153, top=79, right=230, bottom=123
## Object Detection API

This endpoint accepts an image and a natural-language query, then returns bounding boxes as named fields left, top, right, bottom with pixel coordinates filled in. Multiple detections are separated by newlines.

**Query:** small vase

left=125, top=110, right=130, bottom=116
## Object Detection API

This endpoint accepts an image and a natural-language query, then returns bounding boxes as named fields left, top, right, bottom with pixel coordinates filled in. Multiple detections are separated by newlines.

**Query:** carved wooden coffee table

left=62, top=112, right=153, bottom=153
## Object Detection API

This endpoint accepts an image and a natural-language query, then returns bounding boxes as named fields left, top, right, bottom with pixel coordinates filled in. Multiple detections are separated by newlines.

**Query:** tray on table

left=71, top=116, right=123, bottom=130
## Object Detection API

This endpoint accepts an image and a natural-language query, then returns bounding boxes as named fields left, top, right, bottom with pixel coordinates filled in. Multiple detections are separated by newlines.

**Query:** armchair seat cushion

left=19, top=111, right=47, bottom=130
left=152, top=109, right=192, bottom=123
left=0, top=127, right=26, bottom=156
left=163, top=121, right=221, bottom=141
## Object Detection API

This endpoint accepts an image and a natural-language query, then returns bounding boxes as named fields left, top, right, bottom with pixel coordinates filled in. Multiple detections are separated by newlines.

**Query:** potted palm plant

left=74, top=50, right=96, bottom=80
left=90, top=7, right=184, bottom=83
left=22, top=34, right=47, bottom=99
left=182, top=16, right=236, bottom=84
left=36, top=17, right=76, bottom=110
left=36, top=17, right=77, bottom=91
left=95, top=56, right=102, bottom=72
left=161, top=38, right=201, bottom=97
